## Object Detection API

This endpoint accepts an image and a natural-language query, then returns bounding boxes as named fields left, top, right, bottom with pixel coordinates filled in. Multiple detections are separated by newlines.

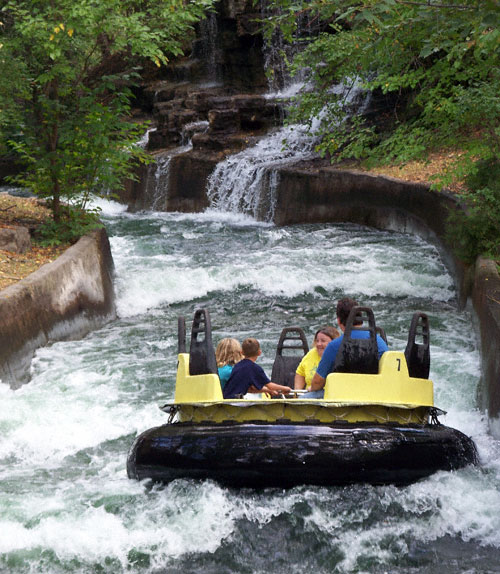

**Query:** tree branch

left=395, top=0, right=473, bottom=9
left=488, top=294, right=500, bottom=305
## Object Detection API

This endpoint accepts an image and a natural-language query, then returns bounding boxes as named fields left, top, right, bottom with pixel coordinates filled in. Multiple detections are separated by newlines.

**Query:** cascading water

left=205, top=79, right=368, bottom=221
left=1, top=199, right=500, bottom=574
left=134, top=118, right=207, bottom=211
left=135, top=141, right=195, bottom=211
left=206, top=120, right=318, bottom=221
left=205, top=9, right=369, bottom=222
left=195, top=12, right=222, bottom=88
left=180, top=120, right=209, bottom=147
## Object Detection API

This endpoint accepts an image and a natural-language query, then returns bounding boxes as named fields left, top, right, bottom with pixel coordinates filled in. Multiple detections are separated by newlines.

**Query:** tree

left=0, top=0, right=214, bottom=243
left=260, top=0, right=500, bottom=260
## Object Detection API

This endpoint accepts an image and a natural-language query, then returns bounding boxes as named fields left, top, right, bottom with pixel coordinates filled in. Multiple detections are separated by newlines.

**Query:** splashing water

left=0, top=201, right=498, bottom=574
left=206, top=124, right=318, bottom=221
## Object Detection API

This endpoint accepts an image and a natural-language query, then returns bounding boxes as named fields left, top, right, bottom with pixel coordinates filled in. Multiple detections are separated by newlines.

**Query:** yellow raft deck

left=130, top=309, right=477, bottom=487
left=165, top=350, right=435, bottom=425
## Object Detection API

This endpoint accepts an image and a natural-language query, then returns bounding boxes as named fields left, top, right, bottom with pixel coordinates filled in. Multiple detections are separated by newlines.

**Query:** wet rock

left=192, top=132, right=257, bottom=153
left=208, top=108, right=240, bottom=132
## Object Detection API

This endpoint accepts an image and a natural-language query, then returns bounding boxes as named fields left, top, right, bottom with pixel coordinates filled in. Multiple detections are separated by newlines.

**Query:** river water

left=1, top=201, right=500, bottom=574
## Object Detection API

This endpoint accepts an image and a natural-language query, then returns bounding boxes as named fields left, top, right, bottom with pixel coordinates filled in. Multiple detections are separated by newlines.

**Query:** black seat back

left=271, top=327, right=309, bottom=387
left=376, top=326, right=388, bottom=344
left=333, top=306, right=379, bottom=374
left=404, top=312, right=430, bottom=379
left=178, top=316, right=186, bottom=354
left=189, top=309, right=218, bottom=376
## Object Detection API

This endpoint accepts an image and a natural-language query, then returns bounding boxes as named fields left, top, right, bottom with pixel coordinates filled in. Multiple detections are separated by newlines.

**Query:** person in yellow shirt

left=294, top=326, right=339, bottom=391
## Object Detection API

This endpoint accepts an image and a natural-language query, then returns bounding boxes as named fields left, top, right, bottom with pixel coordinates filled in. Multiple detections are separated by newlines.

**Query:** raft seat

left=175, top=353, right=223, bottom=402
left=173, top=309, right=223, bottom=403
left=333, top=306, right=379, bottom=375
left=405, top=311, right=430, bottom=380
left=189, top=309, right=218, bottom=376
left=271, top=327, right=309, bottom=387
left=324, top=351, right=434, bottom=407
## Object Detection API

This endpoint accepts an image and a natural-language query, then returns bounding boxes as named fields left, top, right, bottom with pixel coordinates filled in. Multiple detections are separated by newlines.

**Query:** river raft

left=127, top=308, right=478, bottom=487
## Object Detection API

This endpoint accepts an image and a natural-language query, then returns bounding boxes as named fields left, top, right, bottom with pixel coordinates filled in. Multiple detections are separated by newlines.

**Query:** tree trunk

left=52, top=173, right=61, bottom=223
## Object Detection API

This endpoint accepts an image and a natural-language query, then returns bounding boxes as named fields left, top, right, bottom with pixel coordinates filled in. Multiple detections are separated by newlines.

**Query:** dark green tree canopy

left=0, top=0, right=214, bottom=242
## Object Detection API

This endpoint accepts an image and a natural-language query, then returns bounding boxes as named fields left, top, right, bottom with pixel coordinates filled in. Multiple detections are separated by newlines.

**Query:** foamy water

left=0, top=204, right=498, bottom=574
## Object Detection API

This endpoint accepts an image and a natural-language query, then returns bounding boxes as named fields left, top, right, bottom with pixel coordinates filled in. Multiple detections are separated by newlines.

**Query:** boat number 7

left=396, top=358, right=401, bottom=371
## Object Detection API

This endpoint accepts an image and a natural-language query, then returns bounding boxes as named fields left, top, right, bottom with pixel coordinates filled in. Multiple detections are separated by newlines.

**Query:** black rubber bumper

left=127, top=421, right=478, bottom=487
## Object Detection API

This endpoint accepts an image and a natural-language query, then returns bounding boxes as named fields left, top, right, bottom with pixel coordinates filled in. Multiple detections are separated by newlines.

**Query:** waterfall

left=203, top=2, right=372, bottom=222
left=150, top=154, right=172, bottom=211
left=137, top=127, right=156, bottom=149
left=135, top=118, right=209, bottom=211
left=206, top=80, right=369, bottom=221
left=137, top=145, right=191, bottom=211
left=196, top=12, right=222, bottom=87
left=204, top=6, right=316, bottom=221
left=180, top=120, right=209, bottom=146
left=206, top=123, right=318, bottom=221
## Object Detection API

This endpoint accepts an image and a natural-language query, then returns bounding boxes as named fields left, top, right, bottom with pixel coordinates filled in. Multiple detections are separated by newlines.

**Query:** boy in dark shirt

left=223, top=338, right=292, bottom=399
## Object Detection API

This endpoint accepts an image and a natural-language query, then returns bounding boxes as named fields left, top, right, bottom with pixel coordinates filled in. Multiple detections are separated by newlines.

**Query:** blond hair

left=215, top=338, right=243, bottom=368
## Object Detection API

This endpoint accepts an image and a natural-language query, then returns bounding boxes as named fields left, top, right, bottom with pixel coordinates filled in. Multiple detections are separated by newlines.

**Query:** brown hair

left=241, top=337, right=260, bottom=358
left=314, top=326, right=340, bottom=344
left=215, top=338, right=242, bottom=368
left=336, top=297, right=362, bottom=326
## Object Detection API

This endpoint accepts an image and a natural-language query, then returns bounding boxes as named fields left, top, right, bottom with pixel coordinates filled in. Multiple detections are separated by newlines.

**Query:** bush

left=34, top=205, right=103, bottom=246
left=446, top=159, right=500, bottom=262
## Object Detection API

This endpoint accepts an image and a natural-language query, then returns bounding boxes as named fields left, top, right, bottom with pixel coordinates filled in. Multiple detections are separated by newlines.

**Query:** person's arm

left=294, top=373, right=306, bottom=389
left=262, top=382, right=291, bottom=396
left=310, top=339, right=338, bottom=390
left=310, top=372, right=325, bottom=391
left=377, top=335, right=389, bottom=358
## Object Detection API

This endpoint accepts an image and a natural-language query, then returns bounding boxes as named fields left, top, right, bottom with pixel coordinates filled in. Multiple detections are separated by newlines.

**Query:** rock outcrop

left=0, top=225, right=31, bottom=253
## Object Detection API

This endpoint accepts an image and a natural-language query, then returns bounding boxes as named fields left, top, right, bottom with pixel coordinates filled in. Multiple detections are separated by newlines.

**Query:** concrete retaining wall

left=274, top=165, right=472, bottom=303
left=472, top=258, right=500, bottom=433
left=0, top=228, right=116, bottom=388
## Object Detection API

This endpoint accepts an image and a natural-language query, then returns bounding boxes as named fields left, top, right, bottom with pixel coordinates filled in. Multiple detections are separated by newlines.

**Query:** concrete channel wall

left=472, top=258, right=500, bottom=435
left=0, top=228, right=116, bottom=388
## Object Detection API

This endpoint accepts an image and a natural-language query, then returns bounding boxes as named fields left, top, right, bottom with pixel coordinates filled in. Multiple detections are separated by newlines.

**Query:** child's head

left=215, top=338, right=243, bottom=367
left=241, top=337, right=261, bottom=359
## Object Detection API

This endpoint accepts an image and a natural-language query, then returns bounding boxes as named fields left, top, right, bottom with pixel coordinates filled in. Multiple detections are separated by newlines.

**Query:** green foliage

left=0, top=0, right=214, bottom=242
left=261, top=0, right=500, bottom=261
left=36, top=205, right=104, bottom=246
left=446, top=158, right=500, bottom=262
